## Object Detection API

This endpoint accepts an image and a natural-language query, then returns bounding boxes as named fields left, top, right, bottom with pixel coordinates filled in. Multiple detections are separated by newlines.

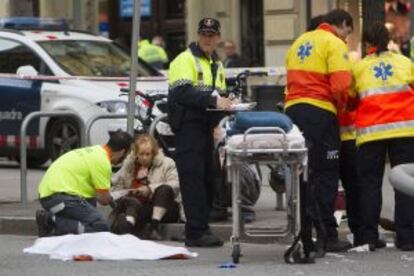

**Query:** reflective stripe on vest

left=359, top=84, right=411, bottom=99
left=188, top=49, right=204, bottom=86
left=358, top=120, right=414, bottom=136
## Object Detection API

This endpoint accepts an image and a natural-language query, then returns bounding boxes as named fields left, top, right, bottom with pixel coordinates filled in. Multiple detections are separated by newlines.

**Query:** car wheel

left=46, top=118, right=81, bottom=161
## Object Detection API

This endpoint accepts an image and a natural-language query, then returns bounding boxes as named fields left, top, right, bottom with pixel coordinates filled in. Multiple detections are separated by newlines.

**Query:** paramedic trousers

left=340, top=140, right=361, bottom=240
left=286, top=103, right=340, bottom=239
left=357, top=138, right=414, bottom=245
left=40, top=193, right=109, bottom=235
left=175, top=121, right=215, bottom=239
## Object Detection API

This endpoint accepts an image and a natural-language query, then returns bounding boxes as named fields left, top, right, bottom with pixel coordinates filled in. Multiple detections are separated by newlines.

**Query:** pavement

left=0, top=159, right=396, bottom=244
left=0, top=186, right=292, bottom=243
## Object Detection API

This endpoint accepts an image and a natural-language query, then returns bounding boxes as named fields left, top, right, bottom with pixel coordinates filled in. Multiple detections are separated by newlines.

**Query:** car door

left=0, top=37, right=51, bottom=151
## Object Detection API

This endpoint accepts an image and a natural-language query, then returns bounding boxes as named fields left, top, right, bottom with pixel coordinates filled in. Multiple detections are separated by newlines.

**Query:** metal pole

left=86, top=113, right=141, bottom=145
left=127, top=0, right=142, bottom=135
left=20, top=111, right=85, bottom=207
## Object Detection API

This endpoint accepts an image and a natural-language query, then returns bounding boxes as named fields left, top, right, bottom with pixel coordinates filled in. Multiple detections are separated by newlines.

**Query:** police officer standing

left=168, top=18, right=232, bottom=247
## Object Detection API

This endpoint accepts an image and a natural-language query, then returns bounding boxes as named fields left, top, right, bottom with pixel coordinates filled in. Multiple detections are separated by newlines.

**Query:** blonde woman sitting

left=110, top=134, right=181, bottom=240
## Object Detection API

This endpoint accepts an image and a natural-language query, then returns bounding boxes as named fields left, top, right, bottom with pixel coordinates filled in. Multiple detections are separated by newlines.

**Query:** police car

left=0, top=18, right=168, bottom=166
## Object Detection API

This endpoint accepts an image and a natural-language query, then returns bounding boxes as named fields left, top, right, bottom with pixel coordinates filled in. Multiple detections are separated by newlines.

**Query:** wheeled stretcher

left=225, top=122, right=308, bottom=263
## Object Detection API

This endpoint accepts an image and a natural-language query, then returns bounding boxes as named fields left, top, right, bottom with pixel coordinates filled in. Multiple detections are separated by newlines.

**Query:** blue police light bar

left=0, top=17, right=69, bottom=31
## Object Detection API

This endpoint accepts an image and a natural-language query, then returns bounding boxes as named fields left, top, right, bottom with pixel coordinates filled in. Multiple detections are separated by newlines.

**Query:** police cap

left=198, top=17, right=221, bottom=34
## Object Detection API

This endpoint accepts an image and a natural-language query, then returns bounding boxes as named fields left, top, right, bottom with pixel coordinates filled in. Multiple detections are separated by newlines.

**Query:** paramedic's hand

left=216, top=96, right=233, bottom=110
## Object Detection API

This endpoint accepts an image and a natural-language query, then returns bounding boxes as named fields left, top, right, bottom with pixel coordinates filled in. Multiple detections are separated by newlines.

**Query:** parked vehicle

left=0, top=17, right=168, bottom=166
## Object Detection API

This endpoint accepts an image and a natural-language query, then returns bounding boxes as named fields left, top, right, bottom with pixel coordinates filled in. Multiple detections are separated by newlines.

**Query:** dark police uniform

left=168, top=18, right=226, bottom=243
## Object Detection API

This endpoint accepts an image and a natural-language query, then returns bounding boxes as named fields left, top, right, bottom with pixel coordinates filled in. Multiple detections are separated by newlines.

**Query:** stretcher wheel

left=232, top=244, right=240, bottom=264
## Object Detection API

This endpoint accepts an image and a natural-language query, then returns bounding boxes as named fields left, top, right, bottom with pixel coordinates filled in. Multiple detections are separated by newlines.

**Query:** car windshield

left=38, top=40, right=160, bottom=77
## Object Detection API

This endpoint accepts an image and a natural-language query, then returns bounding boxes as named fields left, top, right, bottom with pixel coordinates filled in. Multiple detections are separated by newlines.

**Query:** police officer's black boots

left=185, top=230, right=224, bottom=247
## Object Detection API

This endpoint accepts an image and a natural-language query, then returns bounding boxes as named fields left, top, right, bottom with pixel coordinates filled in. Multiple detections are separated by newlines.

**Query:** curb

left=0, top=216, right=289, bottom=244
left=0, top=216, right=38, bottom=235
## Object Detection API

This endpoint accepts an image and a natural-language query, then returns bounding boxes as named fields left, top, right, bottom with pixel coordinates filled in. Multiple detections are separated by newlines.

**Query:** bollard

left=20, top=111, right=85, bottom=207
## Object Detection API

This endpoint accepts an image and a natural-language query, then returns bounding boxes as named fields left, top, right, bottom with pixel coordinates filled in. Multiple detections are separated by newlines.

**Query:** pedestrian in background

left=138, top=37, right=169, bottom=70
left=223, top=40, right=248, bottom=68
left=168, top=17, right=232, bottom=247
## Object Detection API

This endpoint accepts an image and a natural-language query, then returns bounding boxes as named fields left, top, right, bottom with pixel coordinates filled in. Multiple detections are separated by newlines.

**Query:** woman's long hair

left=133, top=133, right=159, bottom=156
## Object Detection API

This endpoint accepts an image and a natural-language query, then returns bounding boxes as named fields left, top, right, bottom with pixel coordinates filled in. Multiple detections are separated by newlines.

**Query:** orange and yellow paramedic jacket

left=338, top=110, right=356, bottom=141
left=285, top=23, right=352, bottom=114
left=338, top=55, right=360, bottom=142
left=352, top=48, right=414, bottom=145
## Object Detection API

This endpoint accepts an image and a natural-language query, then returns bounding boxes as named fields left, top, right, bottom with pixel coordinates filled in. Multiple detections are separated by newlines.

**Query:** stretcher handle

left=242, top=127, right=289, bottom=153
left=243, top=126, right=287, bottom=140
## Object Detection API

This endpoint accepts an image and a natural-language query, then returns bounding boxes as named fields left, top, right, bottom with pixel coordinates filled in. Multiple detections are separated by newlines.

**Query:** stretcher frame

left=225, top=126, right=308, bottom=263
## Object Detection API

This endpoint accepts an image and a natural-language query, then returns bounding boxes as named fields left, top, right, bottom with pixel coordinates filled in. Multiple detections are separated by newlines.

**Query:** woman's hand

left=130, top=186, right=152, bottom=198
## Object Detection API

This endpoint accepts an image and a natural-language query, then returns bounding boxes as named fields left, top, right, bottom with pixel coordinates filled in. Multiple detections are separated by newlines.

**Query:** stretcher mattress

left=226, top=125, right=305, bottom=151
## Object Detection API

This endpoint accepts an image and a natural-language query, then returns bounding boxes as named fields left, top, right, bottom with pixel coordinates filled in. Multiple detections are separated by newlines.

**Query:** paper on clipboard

left=207, top=102, right=257, bottom=111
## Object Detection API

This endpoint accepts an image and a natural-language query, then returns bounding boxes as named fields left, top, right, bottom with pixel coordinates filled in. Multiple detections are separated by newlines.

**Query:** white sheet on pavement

left=23, top=232, right=198, bottom=261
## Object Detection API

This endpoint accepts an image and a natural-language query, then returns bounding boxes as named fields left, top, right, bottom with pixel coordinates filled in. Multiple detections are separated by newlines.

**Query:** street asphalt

left=0, top=158, right=409, bottom=276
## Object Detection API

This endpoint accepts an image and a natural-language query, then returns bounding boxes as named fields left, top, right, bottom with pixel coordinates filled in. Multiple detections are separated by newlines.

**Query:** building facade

left=0, top=0, right=387, bottom=66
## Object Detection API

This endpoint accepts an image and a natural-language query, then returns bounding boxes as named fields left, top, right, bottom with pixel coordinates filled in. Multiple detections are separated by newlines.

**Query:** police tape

left=0, top=73, right=167, bottom=82
left=224, top=66, right=286, bottom=79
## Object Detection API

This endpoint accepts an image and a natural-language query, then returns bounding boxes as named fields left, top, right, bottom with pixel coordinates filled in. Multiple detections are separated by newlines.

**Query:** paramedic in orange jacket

left=352, top=23, right=414, bottom=251
left=307, top=14, right=362, bottom=245
left=285, top=9, right=353, bottom=252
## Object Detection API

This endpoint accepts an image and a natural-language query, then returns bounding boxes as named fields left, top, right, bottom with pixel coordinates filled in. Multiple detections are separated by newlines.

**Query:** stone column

left=263, top=0, right=307, bottom=66
left=0, top=1, right=11, bottom=17
left=185, top=0, right=241, bottom=48
left=39, top=0, right=98, bottom=33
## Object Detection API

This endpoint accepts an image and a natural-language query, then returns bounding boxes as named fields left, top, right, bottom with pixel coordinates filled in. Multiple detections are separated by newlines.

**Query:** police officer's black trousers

left=339, top=140, right=361, bottom=241
left=357, top=138, right=414, bottom=245
left=175, top=122, right=215, bottom=239
left=286, top=104, right=340, bottom=239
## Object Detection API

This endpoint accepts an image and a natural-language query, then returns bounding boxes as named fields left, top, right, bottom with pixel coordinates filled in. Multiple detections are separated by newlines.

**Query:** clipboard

left=207, top=102, right=257, bottom=112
